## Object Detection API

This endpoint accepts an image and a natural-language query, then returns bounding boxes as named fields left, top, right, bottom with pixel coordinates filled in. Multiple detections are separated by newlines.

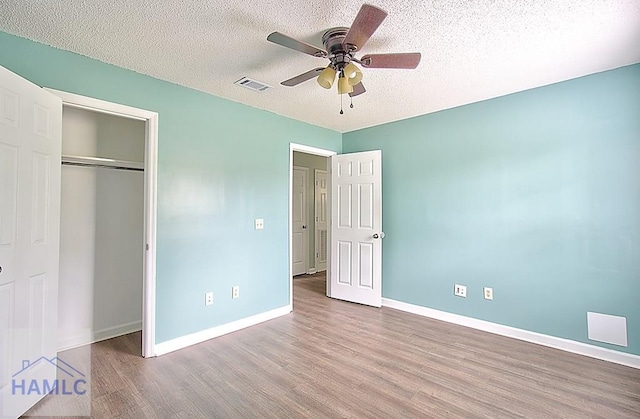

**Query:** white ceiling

left=1, top=0, right=639, bottom=133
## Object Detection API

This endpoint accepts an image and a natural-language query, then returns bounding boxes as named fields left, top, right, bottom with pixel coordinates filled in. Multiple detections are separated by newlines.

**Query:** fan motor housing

left=322, top=27, right=353, bottom=71
left=322, top=27, right=348, bottom=54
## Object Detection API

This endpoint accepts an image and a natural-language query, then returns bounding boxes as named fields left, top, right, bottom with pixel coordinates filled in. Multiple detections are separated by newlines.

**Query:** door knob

left=302, top=225, right=307, bottom=229
left=372, top=232, right=385, bottom=239
left=0, top=266, right=2, bottom=274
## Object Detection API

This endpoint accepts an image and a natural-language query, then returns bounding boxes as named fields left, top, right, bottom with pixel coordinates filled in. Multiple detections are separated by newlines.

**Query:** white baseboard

left=307, top=268, right=317, bottom=274
left=154, top=305, right=292, bottom=356
left=382, top=298, right=640, bottom=370
left=58, top=321, right=142, bottom=352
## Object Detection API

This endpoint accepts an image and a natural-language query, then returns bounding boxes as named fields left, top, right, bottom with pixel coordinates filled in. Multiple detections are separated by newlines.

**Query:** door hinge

left=146, top=243, right=149, bottom=251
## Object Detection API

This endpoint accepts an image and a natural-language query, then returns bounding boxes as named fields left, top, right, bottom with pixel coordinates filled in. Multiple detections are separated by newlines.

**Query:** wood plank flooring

left=26, top=273, right=640, bottom=418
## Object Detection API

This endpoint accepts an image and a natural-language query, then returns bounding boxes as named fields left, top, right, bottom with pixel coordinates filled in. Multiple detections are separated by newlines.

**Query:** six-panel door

left=330, top=150, right=382, bottom=307
left=0, top=65, right=62, bottom=418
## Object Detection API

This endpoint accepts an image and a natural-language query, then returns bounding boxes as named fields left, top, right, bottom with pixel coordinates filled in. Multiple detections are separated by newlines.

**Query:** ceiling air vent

left=234, top=77, right=271, bottom=92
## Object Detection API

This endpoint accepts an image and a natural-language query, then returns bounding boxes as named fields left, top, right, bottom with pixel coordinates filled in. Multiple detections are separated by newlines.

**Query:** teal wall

left=0, top=31, right=341, bottom=343
left=343, top=64, right=640, bottom=355
left=3, top=30, right=638, bottom=356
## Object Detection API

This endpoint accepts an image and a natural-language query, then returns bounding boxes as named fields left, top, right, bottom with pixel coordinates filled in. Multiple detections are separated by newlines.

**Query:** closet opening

left=47, top=89, right=158, bottom=358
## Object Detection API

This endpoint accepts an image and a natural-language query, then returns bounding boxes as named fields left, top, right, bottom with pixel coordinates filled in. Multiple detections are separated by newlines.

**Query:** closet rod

left=61, top=161, right=144, bottom=172
left=61, top=154, right=144, bottom=172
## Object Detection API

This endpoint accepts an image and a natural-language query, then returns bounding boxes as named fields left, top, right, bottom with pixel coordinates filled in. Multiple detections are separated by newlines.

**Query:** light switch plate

left=255, top=218, right=264, bottom=230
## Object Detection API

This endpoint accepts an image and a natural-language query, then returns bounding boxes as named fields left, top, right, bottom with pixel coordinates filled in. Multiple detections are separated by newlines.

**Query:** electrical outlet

left=484, top=287, right=493, bottom=300
left=232, top=286, right=240, bottom=299
left=205, top=292, right=214, bottom=306
left=254, top=219, right=264, bottom=230
left=454, top=284, right=467, bottom=298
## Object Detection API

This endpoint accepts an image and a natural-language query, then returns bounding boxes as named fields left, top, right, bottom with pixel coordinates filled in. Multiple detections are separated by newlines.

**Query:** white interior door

left=330, top=150, right=382, bottom=307
left=0, top=65, right=62, bottom=417
left=314, top=169, right=328, bottom=272
left=292, top=167, right=308, bottom=276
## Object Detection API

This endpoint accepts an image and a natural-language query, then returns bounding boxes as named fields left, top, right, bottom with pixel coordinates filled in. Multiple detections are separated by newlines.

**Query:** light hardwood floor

left=26, top=273, right=640, bottom=418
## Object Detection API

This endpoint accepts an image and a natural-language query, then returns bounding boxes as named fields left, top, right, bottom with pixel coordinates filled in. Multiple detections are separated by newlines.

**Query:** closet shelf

left=61, top=154, right=144, bottom=171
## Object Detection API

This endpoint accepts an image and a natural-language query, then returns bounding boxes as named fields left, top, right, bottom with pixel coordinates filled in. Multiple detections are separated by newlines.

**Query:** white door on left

left=0, top=65, right=62, bottom=418
left=291, top=167, right=308, bottom=276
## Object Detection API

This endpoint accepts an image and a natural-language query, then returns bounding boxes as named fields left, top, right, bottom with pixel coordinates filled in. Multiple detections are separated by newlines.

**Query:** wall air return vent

left=234, top=77, right=271, bottom=92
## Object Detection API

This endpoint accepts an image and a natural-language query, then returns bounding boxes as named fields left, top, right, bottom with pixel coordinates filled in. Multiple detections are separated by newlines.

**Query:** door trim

left=44, top=88, right=158, bottom=358
left=289, top=144, right=336, bottom=308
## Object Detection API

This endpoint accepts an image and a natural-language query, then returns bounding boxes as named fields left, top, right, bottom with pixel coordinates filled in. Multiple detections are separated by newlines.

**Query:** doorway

left=289, top=144, right=336, bottom=307
left=289, top=145, right=384, bottom=309
left=46, top=89, right=158, bottom=357
left=292, top=152, right=330, bottom=276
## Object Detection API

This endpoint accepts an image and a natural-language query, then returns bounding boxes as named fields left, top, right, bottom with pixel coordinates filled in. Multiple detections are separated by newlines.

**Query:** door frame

left=289, top=144, right=336, bottom=307
left=44, top=88, right=158, bottom=358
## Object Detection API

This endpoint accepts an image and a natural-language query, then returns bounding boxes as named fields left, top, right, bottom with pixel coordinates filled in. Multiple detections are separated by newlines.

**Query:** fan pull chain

left=350, top=96, right=354, bottom=109
left=340, top=94, right=344, bottom=115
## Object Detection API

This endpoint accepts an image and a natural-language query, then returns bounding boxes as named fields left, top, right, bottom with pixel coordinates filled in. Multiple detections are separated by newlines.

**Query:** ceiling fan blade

left=281, top=68, right=325, bottom=87
left=267, top=32, right=327, bottom=58
left=360, top=53, right=421, bottom=69
left=349, top=82, right=366, bottom=97
left=343, top=4, right=388, bottom=51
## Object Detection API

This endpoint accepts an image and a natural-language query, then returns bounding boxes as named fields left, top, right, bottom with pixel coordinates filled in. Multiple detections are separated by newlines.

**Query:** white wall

left=58, top=107, right=145, bottom=350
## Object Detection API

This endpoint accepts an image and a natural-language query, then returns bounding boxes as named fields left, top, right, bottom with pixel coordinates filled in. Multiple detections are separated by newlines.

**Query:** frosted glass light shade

left=344, top=62, right=363, bottom=86
left=337, top=76, right=353, bottom=94
left=317, top=66, right=336, bottom=89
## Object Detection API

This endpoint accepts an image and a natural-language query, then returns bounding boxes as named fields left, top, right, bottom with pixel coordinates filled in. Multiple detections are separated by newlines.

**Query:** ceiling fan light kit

left=267, top=3, right=421, bottom=113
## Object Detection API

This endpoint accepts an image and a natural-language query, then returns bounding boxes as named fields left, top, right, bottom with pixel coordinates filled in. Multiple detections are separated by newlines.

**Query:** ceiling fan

left=267, top=4, right=421, bottom=100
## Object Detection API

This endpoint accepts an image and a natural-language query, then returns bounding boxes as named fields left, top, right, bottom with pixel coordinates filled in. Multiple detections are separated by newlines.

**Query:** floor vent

left=234, top=77, right=271, bottom=92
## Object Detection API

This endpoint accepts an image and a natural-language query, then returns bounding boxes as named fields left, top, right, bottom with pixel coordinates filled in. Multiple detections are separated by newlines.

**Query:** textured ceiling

left=1, top=0, right=639, bottom=132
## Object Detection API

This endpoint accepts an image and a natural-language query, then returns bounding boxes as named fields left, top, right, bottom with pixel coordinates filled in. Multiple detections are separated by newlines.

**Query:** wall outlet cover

left=454, top=284, right=467, bottom=298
